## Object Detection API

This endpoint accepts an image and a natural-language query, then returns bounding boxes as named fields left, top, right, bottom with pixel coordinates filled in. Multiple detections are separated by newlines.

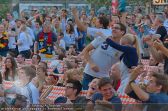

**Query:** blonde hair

left=19, top=65, right=36, bottom=81
left=122, top=33, right=140, bottom=58
left=65, top=68, right=83, bottom=80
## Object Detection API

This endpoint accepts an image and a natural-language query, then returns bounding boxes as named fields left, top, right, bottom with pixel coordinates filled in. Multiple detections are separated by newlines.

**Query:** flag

left=111, top=0, right=118, bottom=15
left=118, top=0, right=126, bottom=12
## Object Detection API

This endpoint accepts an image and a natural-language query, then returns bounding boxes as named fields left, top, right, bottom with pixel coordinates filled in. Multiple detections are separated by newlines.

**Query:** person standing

left=35, top=22, right=57, bottom=58
left=14, top=24, right=32, bottom=59
left=72, top=7, right=126, bottom=90
left=0, top=24, right=8, bottom=57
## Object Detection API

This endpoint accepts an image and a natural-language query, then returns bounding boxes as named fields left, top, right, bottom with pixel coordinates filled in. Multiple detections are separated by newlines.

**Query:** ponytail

left=133, top=35, right=140, bottom=59
left=122, top=34, right=140, bottom=59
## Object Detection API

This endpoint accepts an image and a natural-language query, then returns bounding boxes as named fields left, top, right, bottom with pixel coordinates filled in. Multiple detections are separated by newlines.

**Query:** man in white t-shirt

left=72, top=8, right=126, bottom=90
left=57, top=32, right=66, bottom=50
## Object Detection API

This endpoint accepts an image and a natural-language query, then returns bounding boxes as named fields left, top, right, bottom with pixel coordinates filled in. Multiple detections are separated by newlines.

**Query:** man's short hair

left=19, top=66, right=36, bottom=81
left=43, top=21, right=51, bottom=28
left=116, top=22, right=127, bottom=35
left=59, top=32, right=64, bottom=36
left=18, top=53, right=25, bottom=58
left=98, top=16, right=109, bottom=29
left=15, top=19, right=25, bottom=24
left=66, top=79, right=82, bottom=96
left=98, top=77, right=113, bottom=89
left=39, top=61, right=48, bottom=69
left=17, top=54, right=25, bottom=60
left=62, top=8, right=67, bottom=13
left=151, top=72, right=168, bottom=93
left=32, top=54, right=41, bottom=62
left=69, top=44, right=76, bottom=49
left=6, top=12, right=13, bottom=17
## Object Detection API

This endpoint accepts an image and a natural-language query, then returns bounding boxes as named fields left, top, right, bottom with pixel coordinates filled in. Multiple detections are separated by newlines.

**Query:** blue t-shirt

left=128, top=91, right=168, bottom=111
left=54, top=96, right=88, bottom=111
left=92, top=93, right=122, bottom=111
left=54, top=96, right=67, bottom=104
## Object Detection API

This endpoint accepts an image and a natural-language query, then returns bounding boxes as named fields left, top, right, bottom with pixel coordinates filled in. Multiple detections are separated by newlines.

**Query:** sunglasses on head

left=69, top=46, right=74, bottom=48
left=112, top=27, right=120, bottom=30
left=65, top=86, right=74, bottom=89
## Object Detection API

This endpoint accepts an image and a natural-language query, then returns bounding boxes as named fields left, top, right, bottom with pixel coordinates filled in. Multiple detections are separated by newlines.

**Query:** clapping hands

left=153, top=40, right=164, bottom=50
left=129, top=65, right=144, bottom=82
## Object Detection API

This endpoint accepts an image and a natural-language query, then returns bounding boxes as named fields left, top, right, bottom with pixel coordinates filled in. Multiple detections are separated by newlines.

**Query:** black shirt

left=156, top=25, right=167, bottom=42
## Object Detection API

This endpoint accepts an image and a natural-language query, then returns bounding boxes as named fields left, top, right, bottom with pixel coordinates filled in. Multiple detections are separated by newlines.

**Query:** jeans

left=82, top=73, right=95, bottom=90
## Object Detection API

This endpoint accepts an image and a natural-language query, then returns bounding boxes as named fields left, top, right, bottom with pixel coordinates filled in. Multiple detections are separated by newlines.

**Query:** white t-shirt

left=8, top=36, right=16, bottom=49
left=59, top=39, right=66, bottom=49
left=17, top=32, right=31, bottom=52
left=84, top=37, right=123, bottom=78
left=117, top=60, right=130, bottom=94
left=63, top=32, right=76, bottom=47
left=74, top=25, right=79, bottom=38
left=49, top=60, right=62, bottom=73
left=12, top=82, right=39, bottom=104
left=50, top=60, right=60, bottom=69
left=26, top=27, right=35, bottom=43
left=87, top=27, right=112, bottom=39
left=9, top=20, right=16, bottom=28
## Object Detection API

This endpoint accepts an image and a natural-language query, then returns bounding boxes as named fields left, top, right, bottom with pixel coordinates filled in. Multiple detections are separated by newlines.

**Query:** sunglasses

left=65, top=86, right=74, bottom=89
left=112, top=27, right=121, bottom=30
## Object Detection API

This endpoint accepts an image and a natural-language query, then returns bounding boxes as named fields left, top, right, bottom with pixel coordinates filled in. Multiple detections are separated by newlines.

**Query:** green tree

left=128, top=0, right=150, bottom=5
left=0, top=0, right=11, bottom=18
left=86, top=0, right=151, bottom=6
left=0, top=0, right=10, bottom=4
left=86, top=0, right=111, bottom=7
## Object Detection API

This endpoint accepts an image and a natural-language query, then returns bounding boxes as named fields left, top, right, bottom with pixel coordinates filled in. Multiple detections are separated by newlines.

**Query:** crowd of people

left=0, top=5, right=168, bottom=111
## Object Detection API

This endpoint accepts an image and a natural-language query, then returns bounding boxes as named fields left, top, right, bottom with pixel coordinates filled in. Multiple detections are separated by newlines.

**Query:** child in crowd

left=98, top=33, right=140, bottom=93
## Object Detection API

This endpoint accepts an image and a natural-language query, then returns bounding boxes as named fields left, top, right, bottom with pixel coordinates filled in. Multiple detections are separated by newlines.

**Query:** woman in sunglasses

left=86, top=78, right=99, bottom=99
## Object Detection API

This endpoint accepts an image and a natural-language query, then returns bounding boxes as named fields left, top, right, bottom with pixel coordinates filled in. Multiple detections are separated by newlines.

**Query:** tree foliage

left=86, top=0, right=111, bottom=7
left=86, top=0, right=151, bottom=7
left=0, top=0, right=10, bottom=4
left=0, top=0, right=11, bottom=18
left=127, top=0, right=150, bottom=5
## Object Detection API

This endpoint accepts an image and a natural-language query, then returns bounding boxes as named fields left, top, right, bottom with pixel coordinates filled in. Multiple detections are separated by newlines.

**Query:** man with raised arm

left=72, top=8, right=126, bottom=90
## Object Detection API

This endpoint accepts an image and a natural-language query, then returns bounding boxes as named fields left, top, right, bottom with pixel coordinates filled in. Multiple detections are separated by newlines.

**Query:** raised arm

left=153, top=41, right=168, bottom=58
left=129, top=82, right=149, bottom=101
left=144, top=36, right=165, bottom=63
left=106, top=38, right=131, bottom=52
left=120, top=12, right=127, bottom=26
left=125, top=66, right=149, bottom=101
left=72, top=7, right=87, bottom=32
